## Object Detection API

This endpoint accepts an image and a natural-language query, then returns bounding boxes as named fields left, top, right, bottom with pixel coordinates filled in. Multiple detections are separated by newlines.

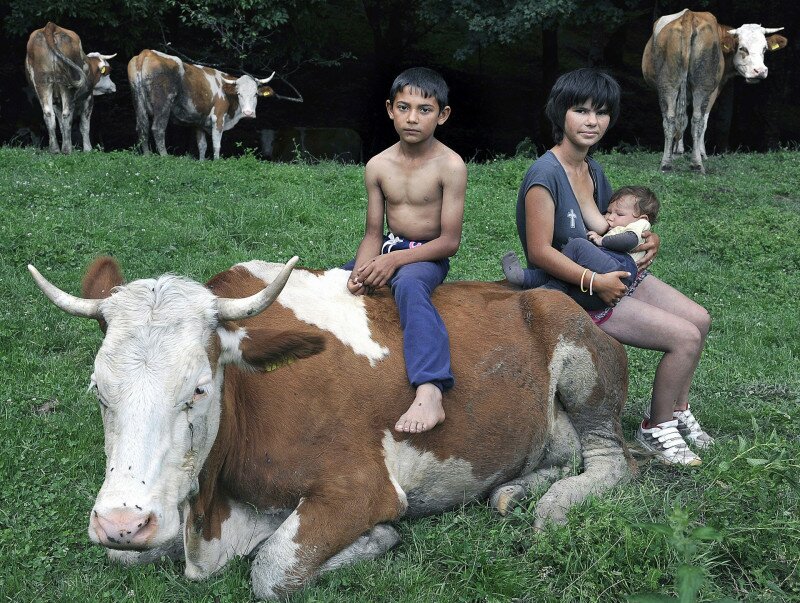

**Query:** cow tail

left=130, top=71, right=151, bottom=127
left=44, top=24, right=87, bottom=90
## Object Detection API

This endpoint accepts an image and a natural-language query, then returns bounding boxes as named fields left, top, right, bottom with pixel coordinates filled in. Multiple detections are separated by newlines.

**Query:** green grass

left=1, top=147, right=798, bottom=602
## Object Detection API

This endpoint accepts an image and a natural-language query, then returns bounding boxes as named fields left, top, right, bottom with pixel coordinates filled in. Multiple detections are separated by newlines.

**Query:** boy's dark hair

left=545, top=68, right=621, bottom=144
left=389, top=67, right=449, bottom=113
left=611, top=185, right=660, bottom=224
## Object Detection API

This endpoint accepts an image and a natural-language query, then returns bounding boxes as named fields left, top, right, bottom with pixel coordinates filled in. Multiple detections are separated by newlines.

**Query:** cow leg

left=183, top=499, right=290, bottom=580
left=79, top=96, right=94, bottom=151
left=532, top=325, right=633, bottom=529
left=318, top=524, right=400, bottom=573
left=490, top=467, right=569, bottom=516
left=490, top=408, right=579, bottom=515
left=673, top=81, right=688, bottom=156
left=58, top=88, right=75, bottom=154
left=689, top=94, right=710, bottom=173
left=195, top=128, right=208, bottom=161
left=657, top=86, right=681, bottom=172
left=34, top=83, right=60, bottom=153
left=210, top=126, right=223, bottom=160
left=698, top=87, right=720, bottom=162
left=130, top=84, right=151, bottom=154
left=251, top=488, right=403, bottom=599
left=151, top=99, right=172, bottom=156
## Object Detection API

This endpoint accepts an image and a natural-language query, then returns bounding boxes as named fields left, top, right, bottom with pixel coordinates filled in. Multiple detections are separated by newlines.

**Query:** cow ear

left=720, top=31, right=737, bottom=54
left=258, top=85, right=274, bottom=97
left=81, top=256, right=123, bottom=333
left=222, top=81, right=237, bottom=96
left=766, top=34, right=788, bottom=52
left=222, top=327, right=325, bottom=371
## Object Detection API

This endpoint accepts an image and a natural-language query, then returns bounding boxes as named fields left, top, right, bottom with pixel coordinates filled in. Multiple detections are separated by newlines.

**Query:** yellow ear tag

left=260, top=89, right=272, bottom=97
left=100, top=66, right=106, bottom=74
left=771, top=43, right=780, bottom=50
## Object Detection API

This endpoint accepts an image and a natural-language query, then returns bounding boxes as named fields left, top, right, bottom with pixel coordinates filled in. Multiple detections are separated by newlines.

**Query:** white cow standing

left=642, top=9, right=787, bottom=172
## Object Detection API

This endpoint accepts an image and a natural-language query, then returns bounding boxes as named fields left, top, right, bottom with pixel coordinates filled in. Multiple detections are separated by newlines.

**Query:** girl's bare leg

left=598, top=276, right=709, bottom=425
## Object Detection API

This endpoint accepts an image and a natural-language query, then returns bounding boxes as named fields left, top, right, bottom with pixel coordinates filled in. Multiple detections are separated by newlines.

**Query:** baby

left=502, top=185, right=659, bottom=310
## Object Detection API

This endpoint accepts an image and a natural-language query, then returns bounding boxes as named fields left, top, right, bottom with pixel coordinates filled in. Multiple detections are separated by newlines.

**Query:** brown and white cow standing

left=25, top=23, right=116, bottom=154
left=29, top=257, right=633, bottom=600
left=642, top=9, right=787, bottom=173
left=128, top=50, right=274, bottom=160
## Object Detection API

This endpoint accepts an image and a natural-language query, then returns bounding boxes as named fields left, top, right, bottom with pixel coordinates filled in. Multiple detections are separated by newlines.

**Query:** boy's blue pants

left=344, top=251, right=454, bottom=392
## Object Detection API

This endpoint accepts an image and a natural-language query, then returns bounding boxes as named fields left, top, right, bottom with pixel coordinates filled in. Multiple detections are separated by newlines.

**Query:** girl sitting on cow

left=505, top=68, right=713, bottom=466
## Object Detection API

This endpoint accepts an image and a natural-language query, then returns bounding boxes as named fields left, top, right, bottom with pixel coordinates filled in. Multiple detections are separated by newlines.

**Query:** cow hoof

left=489, top=484, right=525, bottom=516
left=659, top=164, right=672, bottom=173
left=690, top=164, right=705, bottom=174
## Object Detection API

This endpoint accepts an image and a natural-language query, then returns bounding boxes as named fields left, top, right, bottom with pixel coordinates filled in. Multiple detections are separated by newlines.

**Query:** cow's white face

left=93, top=73, right=116, bottom=96
left=86, top=54, right=117, bottom=96
left=235, top=75, right=259, bottom=118
left=87, top=277, right=223, bottom=550
left=729, top=25, right=779, bottom=82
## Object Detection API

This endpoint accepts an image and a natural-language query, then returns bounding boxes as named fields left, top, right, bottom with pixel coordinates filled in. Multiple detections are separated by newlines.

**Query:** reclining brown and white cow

left=642, top=9, right=787, bottom=173
left=25, top=22, right=117, bottom=154
left=30, top=256, right=634, bottom=599
left=128, top=50, right=275, bottom=160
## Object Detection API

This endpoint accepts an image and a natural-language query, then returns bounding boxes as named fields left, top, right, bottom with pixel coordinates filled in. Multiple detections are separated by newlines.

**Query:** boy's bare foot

left=394, top=383, right=445, bottom=433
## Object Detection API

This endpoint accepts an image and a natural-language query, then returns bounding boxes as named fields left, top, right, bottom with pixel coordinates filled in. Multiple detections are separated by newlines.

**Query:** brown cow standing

left=25, top=23, right=116, bottom=154
left=128, top=50, right=274, bottom=160
left=642, top=9, right=787, bottom=173
left=29, top=257, right=633, bottom=599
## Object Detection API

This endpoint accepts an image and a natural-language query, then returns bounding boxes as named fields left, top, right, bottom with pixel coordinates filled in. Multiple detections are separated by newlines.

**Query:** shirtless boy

left=346, top=67, right=467, bottom=434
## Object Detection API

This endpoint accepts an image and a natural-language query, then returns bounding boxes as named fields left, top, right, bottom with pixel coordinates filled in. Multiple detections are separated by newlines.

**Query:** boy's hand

left=347, top=274, right=365, bottom=295
left=356, top=253, right=398, bottom=289
left=587, top=231, right=603, bottom=246
left=635, top=230, right=660, bottom=270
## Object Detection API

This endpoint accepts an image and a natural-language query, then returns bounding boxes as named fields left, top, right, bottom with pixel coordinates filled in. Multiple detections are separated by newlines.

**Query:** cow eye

left=193, top=385, right=208, bottom=400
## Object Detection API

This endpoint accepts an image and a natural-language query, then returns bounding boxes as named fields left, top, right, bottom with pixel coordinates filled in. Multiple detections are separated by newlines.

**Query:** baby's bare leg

left=394, top=383, right=445, bottom=433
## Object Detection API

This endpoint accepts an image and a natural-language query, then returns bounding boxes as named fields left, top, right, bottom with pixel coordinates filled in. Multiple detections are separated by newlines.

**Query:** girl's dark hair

left=389, top=67, right=449, bottom=113
left=610, top=185, right=660, bottom=224
left=545, top=68, right=621, bottom=143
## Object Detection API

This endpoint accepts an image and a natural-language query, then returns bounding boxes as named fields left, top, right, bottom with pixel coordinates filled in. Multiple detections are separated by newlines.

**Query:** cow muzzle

left=89, top=506, right=160, bottom=550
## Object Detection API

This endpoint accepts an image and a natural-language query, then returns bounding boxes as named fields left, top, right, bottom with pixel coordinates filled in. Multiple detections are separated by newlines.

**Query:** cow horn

left=99, top=53, right=117, bottom=60
left=222, top=77, right=237, bottom=85
left=28, top=264, right=102, bottom=319
left=762, top=27, right=784, bottom=34
left=257, top=72, right=276, bottom=84
left=216, top=256, right=298, bottom=321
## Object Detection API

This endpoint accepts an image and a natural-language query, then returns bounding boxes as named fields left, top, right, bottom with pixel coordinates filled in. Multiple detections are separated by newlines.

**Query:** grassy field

left=1, top=147, right=798, bottom=602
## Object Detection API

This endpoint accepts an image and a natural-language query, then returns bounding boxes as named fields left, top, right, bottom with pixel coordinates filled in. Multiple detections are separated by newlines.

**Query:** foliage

left=1, top=148, right=799, bottom=601
left=449, top=0, right=644, bottom=59
left=167, top=0, right=341, bottom=71
left=3, top=0, right=174, bottom=56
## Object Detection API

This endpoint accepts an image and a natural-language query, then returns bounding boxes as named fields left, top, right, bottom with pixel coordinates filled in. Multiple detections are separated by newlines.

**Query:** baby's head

left=606, top=186, right=659, bottom=228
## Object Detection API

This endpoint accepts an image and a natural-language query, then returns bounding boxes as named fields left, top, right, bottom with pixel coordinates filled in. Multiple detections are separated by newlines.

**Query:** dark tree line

left=1, top=0, right=797, bottom=160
